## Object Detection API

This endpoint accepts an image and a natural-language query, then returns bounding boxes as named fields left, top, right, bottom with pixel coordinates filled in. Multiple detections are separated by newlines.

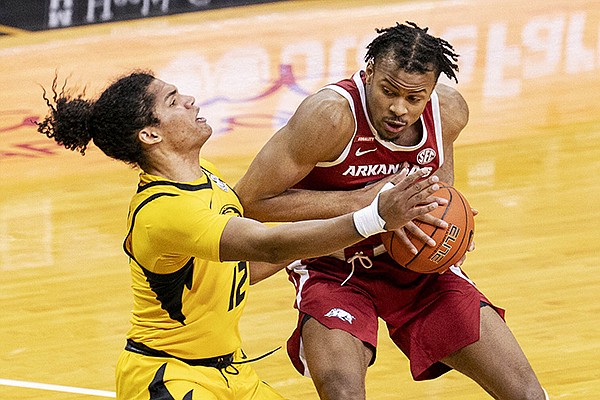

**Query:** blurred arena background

left=1, top=0, right=599, bottom=398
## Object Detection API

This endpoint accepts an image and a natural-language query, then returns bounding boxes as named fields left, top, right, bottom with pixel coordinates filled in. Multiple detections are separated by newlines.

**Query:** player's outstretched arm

left=248, top=169, right=442, bottom=284
left=222, top=169, right=439, bottom=265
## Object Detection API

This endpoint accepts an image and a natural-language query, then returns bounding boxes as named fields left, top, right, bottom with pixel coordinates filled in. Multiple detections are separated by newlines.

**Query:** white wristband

left=352, top=182, right=394, bottom=237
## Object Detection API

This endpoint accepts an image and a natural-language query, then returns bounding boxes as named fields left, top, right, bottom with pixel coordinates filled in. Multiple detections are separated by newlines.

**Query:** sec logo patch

left=417, top=148, right=436, bottom=164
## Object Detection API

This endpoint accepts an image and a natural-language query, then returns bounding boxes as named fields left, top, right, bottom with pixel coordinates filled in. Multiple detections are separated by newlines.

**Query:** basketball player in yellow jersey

left=123, top=159, right=247, bottom=361
left=119, top=160, right=256, bottom=399
left=37, top=71, right=443, bottom=400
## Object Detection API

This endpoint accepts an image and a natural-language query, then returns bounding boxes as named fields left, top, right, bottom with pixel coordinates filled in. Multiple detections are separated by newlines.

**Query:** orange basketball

left=381, top=184, right=475, bottom=274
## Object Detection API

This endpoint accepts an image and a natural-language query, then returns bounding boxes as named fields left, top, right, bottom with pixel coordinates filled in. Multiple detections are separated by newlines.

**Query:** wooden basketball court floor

left=1, top=0, right=599, bottom=398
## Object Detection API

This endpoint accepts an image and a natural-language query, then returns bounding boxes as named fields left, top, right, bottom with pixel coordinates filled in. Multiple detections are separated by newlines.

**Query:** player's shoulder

left=134, top=177, right=212, bottom=215
left=303, top=86, right=352, bottom=114
left=435, top=83, right=468, bottom=114
left=291, top=87, right=355, bottom=134
left=434, top=83, right=469, bottom=137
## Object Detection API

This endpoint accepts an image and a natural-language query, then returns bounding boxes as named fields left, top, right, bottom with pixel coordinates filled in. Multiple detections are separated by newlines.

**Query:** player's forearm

left=241, top=188, right=369, bottom=222
left=261, top=214, right=364, bottom=261
left=224, top=171, right=440, bottom=264
left=221, top=212, right=365, bottom=264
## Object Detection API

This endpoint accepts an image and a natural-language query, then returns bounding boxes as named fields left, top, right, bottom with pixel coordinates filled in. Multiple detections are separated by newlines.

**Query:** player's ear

left=138, top=128, right=162, bottom=145
left=365, top=61, right=375, bottom=84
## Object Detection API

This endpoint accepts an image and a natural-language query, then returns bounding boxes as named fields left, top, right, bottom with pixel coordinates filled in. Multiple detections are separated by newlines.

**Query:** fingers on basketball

left=381, top=183, right=475, bottom=274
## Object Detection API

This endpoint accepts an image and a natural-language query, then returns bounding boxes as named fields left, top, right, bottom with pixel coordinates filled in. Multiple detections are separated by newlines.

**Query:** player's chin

left=196, top=127, right=213, bottom=147
left=377, top=130, right=402, bottom=143
left=199, top=123, right=213, bottom=137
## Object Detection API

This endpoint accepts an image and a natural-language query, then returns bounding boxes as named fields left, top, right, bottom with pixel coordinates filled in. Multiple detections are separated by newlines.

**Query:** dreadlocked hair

left=365, top=21, right=459, bottom=83
left=36, top=71, right=159, bottom=167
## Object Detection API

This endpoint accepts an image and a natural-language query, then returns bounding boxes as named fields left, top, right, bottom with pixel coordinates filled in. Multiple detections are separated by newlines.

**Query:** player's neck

left=144, top=152, right=204, bottom=183
left=393, top=120, right=423, bottom=146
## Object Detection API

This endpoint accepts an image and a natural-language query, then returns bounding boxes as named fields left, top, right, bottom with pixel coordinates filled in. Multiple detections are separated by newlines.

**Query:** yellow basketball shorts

left=116, top=348, right=286, bottom=400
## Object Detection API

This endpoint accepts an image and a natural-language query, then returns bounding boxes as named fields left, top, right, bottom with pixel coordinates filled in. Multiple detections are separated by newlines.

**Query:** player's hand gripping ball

left=381, top=183, right=475, bottom=274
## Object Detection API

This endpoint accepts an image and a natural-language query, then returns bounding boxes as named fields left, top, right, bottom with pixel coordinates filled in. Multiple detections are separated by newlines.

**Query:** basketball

left=381, top=183, right=475, bottom=274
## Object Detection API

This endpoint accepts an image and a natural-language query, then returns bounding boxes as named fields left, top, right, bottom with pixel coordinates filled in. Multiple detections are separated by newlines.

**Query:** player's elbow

left=249, top=262, right=286, bottom=285
left=249, top=274, right=264, bottom=285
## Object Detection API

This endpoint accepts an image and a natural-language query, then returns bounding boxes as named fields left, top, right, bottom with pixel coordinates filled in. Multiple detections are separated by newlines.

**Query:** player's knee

left=542, top=387, right=550, bottom=400
left=312, top=369, right=366, bottom=400
left=510, top=384, right=548, bottom=400
left=316, top=381, right=365, bottom=400
left=521, top=375, right=548, bottom=400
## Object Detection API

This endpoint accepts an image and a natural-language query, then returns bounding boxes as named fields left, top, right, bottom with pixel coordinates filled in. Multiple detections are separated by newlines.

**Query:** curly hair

left=365, top=21, right=460, bottom=83
left=36, top=71, right=160, bottom=167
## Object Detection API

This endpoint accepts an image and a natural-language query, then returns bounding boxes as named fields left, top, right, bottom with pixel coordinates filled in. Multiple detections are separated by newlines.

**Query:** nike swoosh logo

left=355, top=147, right=377, bottom=157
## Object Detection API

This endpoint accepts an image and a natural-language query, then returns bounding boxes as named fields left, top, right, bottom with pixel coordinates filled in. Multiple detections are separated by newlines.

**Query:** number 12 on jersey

left=228, top=261, right=247, bottom=311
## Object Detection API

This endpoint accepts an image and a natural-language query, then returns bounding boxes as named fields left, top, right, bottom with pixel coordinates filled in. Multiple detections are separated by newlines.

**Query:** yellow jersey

left=123, top=159, right=247, bottom=359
